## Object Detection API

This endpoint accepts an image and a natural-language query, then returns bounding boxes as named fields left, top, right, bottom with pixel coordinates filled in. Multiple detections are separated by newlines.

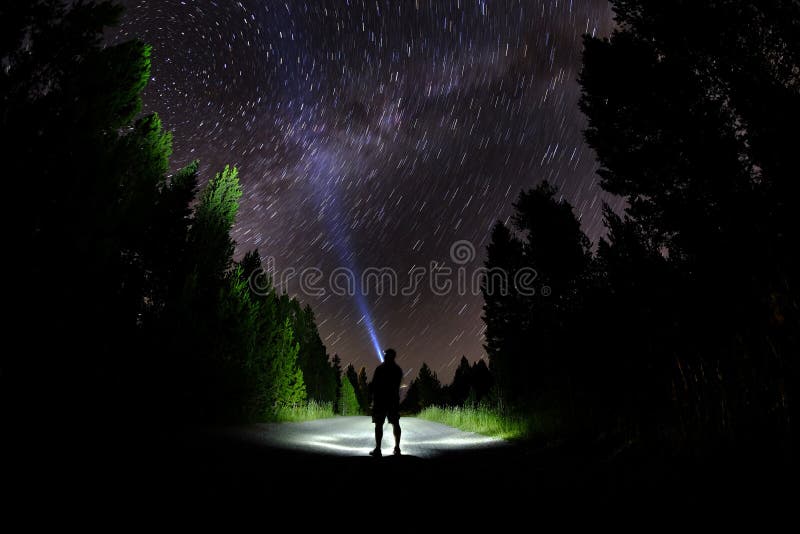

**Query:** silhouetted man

left=369, top=348, right=403, bottom=457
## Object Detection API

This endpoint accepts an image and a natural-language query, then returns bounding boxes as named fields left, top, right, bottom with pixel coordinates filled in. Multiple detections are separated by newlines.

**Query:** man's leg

left=389, top=415, right=400, bottom=456
left=374, top=422, right=383, bottom=450
left=392, top=421, right=401, bottom=453
left=371, top=413, right=387, bottom=456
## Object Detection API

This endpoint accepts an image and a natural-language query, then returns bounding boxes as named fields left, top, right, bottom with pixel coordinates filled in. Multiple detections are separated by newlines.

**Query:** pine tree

left=415, top=363, right=443, bottom=410
left=291, top=303, right=337, bottom=404
left=189, top=165, right=242, bottom=285
left=482, top=183, right=592, bottom=407
left=482, top=221, right=524, bottom=403
left=450, top=356, right=472, bottom=406
left=357, top=367, right=371, bottom=414
left=344, top=364, right=361, bottom=414
left=400, top=380, right=420, bottom=413
left=268, top=318, right=306, bottom=408
left=469, top=359, right=492, bottom=405
left=338, top=375, right=361, bottom=416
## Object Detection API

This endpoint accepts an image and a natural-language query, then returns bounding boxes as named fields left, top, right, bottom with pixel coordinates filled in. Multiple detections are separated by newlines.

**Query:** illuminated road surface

left=237, top=416, right=507, bottom=458
left=118, top=416, right=758, bottom=507
left=74, top=417, right=776, bottom=509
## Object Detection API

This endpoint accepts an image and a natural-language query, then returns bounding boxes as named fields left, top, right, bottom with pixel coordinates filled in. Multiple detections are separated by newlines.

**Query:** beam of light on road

left=275, top=428, right=506, bottom=458
left=409, top=437, right=500, bottom=447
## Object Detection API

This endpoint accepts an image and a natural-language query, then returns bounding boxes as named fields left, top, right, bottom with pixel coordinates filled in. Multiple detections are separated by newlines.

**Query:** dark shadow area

left=28, top=426, right=788, bottom=512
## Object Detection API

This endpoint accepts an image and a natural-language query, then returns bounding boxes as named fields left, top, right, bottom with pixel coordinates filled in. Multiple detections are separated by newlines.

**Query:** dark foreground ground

left=9, top=416, right=796, bottom=516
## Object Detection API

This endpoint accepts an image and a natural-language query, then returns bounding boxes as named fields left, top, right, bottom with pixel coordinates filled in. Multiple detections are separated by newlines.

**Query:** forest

left=0, top=1, right=340, bottom=428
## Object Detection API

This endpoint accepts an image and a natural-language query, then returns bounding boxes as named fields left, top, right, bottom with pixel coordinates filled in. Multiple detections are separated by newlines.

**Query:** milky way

left=115, top=0, right=617, bottom=381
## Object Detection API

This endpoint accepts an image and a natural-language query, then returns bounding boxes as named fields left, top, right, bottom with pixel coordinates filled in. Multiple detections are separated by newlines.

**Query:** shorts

left=372, top=407, right=400, bottom=425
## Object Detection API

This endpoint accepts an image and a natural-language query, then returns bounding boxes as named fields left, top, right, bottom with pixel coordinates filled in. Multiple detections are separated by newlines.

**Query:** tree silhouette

left=289, top=303, right=338, bottom=405
left=422, top=357, right=494, bottom=410
left=449, top=357, right=473, bottom=406
left=579, top=0, right=799, bottom=447
left=482, top=182, right=592, bottom=409
left=469, top=359, right=492, bottom=404
left=480, top=0, right=800, bottom=450
left=482, top=221, right=525, bottom=403
left=480, top=0, right=799, bottom=448
left=1, top=1, right=178, bottom=423
left=400, top=379, right=420, bottom=413
left=414, top=363, right=443, bottom=410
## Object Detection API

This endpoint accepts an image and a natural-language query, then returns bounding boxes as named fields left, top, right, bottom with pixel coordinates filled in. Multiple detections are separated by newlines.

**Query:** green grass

left=416, top=405, right=549, bottom=440
left=269, top=401, right=336, bottom=422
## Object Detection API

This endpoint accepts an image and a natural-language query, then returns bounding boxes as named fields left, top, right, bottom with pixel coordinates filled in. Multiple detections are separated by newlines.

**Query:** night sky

left=114, top=0, right=618, bottom=381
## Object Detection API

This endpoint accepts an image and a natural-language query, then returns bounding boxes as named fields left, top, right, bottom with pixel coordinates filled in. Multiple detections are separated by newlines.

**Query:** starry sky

left=114, top=0, right=618, bottom=382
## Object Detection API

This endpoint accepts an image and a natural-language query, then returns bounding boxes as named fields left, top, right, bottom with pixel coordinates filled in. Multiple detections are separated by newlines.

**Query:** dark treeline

left=337, top=357, right=493, bottom=416
left=401, top=357, right=493, bottom=413
left=484, top=0, right=797, bottom=456
left=0, top=1, right=339, bottom=430
left=337, top=356, right=492, bottom=415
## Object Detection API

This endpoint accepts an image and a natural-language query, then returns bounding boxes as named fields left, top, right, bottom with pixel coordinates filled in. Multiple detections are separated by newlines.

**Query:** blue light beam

left=304, top=145, right=383, bottom=362
left=356, top=300, right=384, bottom=362
left=339, top=245, right=382, bottom=362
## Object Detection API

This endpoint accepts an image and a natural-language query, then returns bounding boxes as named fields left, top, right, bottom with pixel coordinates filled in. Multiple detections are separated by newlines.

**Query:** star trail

left=114, top=0, right=618, bottom=380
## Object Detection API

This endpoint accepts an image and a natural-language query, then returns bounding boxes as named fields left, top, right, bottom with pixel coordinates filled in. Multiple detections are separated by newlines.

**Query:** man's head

left=383, top=348, right=397, bottom=362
